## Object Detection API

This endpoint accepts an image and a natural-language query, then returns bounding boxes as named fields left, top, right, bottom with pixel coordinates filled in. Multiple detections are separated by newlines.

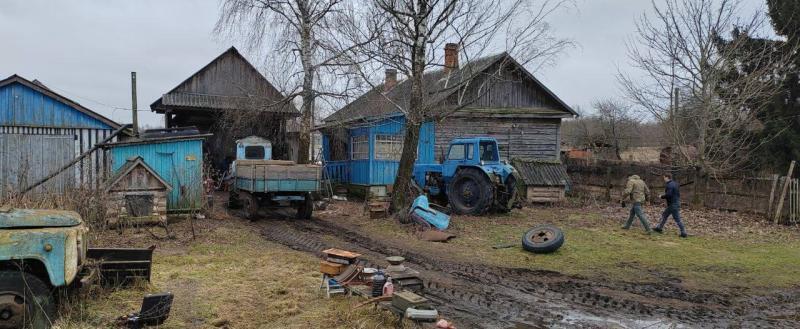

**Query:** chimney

left=444, top=43, right=459, bottom=72
left=384, top=68, right=397, bottom=92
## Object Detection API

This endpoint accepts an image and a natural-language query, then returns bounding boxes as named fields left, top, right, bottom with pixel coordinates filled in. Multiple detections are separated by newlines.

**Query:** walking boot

left=653, top=227, right=663, bottom=234
left=679, top=232, right=688, bottom=238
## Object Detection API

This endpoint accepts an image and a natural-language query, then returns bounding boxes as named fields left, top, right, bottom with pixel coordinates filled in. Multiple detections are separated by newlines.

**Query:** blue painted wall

left=322, top=115, right=435, bottom=186
left=0, top=82, right=113, bottom=129
left=108, top=139, right=204, bottom=211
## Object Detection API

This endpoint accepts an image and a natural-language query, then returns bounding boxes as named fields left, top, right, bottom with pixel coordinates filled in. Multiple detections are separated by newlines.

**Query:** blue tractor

left=413, top=137, right=521, bottom=215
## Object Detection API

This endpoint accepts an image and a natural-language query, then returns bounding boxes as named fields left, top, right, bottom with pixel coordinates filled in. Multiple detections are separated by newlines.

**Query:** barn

left=0, top=74, right=123, bottom=196
left=150, top=47, right=299, bottom=172
left=319, top=44, right=576, bottom=195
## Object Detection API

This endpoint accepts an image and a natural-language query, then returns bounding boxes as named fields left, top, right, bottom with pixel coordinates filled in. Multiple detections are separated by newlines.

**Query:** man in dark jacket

left=654, top=173, right=687, bottom=238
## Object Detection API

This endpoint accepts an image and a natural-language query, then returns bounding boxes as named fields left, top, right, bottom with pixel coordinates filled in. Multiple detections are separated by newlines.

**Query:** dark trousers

left=624, top=202, right=651, bottom=231
left=657, top=204, right=686, bottom=235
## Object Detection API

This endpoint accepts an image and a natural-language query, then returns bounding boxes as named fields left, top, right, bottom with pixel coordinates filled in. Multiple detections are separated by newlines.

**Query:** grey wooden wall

left=434, top=117, right=560, bottom=162
left=0, top=134, right=74, bottom=196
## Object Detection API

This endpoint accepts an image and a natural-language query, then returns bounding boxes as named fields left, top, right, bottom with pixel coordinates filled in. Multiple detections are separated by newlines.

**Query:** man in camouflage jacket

left=622, top=175, right=652, bottom=233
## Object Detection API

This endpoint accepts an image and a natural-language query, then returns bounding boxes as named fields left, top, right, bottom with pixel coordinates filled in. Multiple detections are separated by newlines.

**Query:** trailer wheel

left=296, top=193, right=313, bottom=220
left=447, top=168, right=493, bottom=215
left=522, top=225, right=565, bottom=253
left=240, top=192, right=259, bottom=221
left=0, top=271, right=55, bottom=329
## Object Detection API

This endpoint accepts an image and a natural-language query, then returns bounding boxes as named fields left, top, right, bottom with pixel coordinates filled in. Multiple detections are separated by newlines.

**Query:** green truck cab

left=1, top=207, right=153, bottom=328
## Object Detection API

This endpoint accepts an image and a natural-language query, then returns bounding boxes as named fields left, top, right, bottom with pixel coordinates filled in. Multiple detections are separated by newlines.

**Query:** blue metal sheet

left=108, top=139, right=204, bottom=211
left=0, top=82, right=112, bottom=129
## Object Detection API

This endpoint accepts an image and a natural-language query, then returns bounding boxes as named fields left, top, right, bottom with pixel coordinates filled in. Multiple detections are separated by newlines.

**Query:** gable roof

left=150, top=46, right=298, bottom=115
left=322, top=52, right=576, bottom=126
left=0, top=74, right=121, bottom=129
left=104, top=156, right=173, bottom=192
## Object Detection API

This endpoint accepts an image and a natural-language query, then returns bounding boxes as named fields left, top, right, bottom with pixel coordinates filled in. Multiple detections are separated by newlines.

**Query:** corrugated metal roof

left=512, top=159, right=570, bottom=186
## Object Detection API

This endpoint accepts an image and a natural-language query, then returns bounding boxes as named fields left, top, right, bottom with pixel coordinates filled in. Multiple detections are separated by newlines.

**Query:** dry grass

left=54, top=213, right=397, bottom=329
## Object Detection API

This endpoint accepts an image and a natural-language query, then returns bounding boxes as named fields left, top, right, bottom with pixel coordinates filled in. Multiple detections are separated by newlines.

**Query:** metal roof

left=322, top=52, right=576, bottom=126
left=512, top=159, right=570, bottom=186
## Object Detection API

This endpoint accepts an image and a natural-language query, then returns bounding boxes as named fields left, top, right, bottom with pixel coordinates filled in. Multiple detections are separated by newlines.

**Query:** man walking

left=622, top=175, right=652, bottom=233
left=654, top=173, right=687, bottom=238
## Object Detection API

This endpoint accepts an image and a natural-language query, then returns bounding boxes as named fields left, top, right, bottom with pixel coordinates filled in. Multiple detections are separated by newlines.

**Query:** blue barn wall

left=108, top=138, right=205, bottom=212
left=0, top=82, right=112, bottom=129
left=323, top=115, right=435, bottom=186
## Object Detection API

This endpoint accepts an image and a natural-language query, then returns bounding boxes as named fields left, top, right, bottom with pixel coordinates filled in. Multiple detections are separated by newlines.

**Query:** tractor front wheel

left=447, top=168, right=493, bottom=215
left=496, top=174, right=519, bottom=213
left=0, top=271, right=55, bottom=329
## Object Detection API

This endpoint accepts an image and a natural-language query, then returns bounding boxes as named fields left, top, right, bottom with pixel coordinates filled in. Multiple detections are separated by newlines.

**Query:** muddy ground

left=251, top=202, right=800, bottom=329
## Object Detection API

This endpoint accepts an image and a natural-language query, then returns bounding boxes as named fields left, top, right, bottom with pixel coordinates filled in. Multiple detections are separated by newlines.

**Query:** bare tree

left=343, top=0, right=572, bottom=212
left=216, top=0, right=373, bottom=163
left=619, top=0, right=795, bottom=177
left=593, top=99, right=638, bottom=160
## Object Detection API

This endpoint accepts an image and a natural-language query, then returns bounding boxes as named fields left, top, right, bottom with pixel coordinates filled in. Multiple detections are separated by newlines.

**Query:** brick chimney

left=444, top=43, right=459, bottom=73
left=384, top=68, right=397, bottom=92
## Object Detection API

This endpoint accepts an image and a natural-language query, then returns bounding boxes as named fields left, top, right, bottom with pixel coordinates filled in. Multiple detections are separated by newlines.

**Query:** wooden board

left=236, top=162, right=321, bottom=180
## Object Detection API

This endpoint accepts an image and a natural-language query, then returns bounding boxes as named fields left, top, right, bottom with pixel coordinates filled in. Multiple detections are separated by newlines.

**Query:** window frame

left=350, top=135, right=369, bottom=160
left=374, top=134, right=404, bottom=161
left=447, top=143, right=473, bottom=161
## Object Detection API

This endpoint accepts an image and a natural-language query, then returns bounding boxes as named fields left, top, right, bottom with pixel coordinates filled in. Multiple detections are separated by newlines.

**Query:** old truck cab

left=0, top=207, right=154, bottom=328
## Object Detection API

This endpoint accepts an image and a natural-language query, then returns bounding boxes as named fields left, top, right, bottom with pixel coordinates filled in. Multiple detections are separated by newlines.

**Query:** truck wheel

left=228, top=190, right=241, bottom=209
left=447, top=168, right=493, bottom=215
left=240, top=192, right=259, bottom=221
left=522, top=225, right=565, bottom=253
left=0, top=271, right=55, bottom=329
left=497, top=174, right=519, bottom=213
left=296, top=193, right=313, bottom=220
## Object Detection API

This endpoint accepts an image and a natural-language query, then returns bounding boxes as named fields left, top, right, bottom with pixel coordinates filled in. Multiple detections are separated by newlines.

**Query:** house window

left=375, top=135, right=403, bottom=160
left=447, top=143, right=473, bottom=161
left=351, top=135, right=369, bottom=160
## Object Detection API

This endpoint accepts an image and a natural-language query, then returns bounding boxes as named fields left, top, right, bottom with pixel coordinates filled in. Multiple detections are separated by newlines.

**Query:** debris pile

left=316, top=248, right=455, bottom=326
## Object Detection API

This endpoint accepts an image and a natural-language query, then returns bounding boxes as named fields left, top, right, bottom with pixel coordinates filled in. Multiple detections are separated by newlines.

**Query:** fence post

left=775, top=160, right=796, bottom=224
left=768, top=174, right=779, bottom=218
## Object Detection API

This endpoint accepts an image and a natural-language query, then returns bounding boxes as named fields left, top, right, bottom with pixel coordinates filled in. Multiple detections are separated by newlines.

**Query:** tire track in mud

left=260, top=218, right=800, bottom=328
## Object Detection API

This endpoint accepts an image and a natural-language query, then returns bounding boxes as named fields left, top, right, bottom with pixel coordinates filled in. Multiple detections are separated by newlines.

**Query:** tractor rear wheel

left=240, top=192, right=259, bottom=221
left=447, top=168, right=493, bottom=215
left=0, top=271, right=55, bottom=329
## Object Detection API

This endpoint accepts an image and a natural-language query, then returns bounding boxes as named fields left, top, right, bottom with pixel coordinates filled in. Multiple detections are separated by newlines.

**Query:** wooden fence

left=565, top=158, right=798, bottom=223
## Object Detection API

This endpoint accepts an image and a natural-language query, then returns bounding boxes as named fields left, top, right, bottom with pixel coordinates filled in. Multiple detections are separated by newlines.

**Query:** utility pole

left=131, top=72, right=139, bottom=137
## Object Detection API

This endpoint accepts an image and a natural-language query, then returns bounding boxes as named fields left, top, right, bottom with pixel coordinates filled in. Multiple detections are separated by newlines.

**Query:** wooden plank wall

left=435, top=117, right=560, bottom=162
left=0, top=127, right=114, bottom=194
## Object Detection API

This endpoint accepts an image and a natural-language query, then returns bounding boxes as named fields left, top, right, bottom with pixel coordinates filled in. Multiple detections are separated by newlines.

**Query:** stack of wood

left=320, top=248, right=361, bottom=276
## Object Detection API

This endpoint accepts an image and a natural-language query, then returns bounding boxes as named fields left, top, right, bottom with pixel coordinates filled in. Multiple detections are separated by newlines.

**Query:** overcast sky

left=0, top=0, right=768, bottom=127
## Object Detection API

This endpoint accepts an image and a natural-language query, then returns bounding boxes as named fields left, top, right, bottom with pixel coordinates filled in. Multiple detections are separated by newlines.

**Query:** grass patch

left=327, top=203, right=800, bottom=291
left=55, top=218, right=397, bottom=328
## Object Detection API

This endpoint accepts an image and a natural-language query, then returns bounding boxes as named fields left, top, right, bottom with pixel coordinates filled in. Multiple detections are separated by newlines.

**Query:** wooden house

left=0, top=74, right=123, bottom=196
left=104, top=156, right=172, bottom=225
left=150, top=47, right=299, bottom=171
left=319, top=44, right=576, bottom=194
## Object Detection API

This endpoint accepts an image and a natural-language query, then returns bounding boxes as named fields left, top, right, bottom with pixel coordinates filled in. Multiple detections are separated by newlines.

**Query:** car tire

left=447, top=167, right=494, bottom=215
left=522, top=225, right=565, bottom=253
left=0, top=270, right=55, bottom=329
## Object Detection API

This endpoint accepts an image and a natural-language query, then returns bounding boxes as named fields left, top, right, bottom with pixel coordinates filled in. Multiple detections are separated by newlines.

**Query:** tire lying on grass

left=522, top=225, right=565, bottom=253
